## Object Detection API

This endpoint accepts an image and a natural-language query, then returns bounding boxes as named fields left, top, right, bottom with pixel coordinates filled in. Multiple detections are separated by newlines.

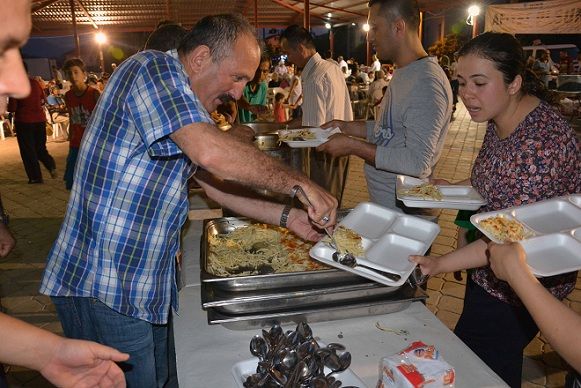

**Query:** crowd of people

left=1, top=0, right=580, bottom=387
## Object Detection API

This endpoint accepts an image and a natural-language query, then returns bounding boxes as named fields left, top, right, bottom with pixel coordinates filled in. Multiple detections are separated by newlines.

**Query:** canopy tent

left=485, top=0, right=581, bottom=34
left=31, top=0, right=479, bottom=36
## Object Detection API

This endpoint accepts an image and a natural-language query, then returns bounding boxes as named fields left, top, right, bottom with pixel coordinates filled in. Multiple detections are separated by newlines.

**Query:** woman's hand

left=409, top=255, right=443, bottom=276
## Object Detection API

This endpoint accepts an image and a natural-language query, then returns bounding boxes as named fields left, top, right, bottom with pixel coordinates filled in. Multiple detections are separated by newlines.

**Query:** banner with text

left=485, top=0, right=581, bottom=34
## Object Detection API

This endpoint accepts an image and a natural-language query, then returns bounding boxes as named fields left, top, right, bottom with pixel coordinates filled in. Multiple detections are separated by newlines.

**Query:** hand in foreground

left=40, top=338, right=129, bottom=388
left=286, top=208, right=326, bottom=242
left=0, top=224, right=16, bottom=258
left=316, top=134, right=354, bottom=158
left=295, top=183, right=338, bottom=229
left=408, top=255, right=442, bottom=276
left=487, top=242, right=529, bottom=283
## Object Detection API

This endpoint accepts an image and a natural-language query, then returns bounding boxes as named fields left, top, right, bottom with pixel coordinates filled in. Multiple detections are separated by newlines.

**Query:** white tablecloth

left=174, top=220, right=508, bottom=387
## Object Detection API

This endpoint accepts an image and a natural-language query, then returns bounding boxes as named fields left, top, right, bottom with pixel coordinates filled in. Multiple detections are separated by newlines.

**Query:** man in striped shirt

left=40, top=14, right=337, bottom=387
left=280, top=25, right=353, bottom=206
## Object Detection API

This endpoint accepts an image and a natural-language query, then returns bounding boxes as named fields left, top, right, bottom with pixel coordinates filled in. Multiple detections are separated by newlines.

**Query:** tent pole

left=69, top=0, right=80, bottom=57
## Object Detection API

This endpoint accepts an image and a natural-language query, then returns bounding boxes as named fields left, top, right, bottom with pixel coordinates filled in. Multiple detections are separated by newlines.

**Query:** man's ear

left=393, top=17, right=406, bottom=36
left=187, top=45, right=212, bottom=74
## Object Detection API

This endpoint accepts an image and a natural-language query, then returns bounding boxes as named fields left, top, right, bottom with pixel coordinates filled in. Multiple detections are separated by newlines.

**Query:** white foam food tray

left=471, top=196, right=581, bottom=277
left=232, top=340, right=367, bottom=388
left=396, top=175, right=486, bottom=211
left=279, top=127, right=340, bottom=148
left=309, top=202, right=440, bottom=287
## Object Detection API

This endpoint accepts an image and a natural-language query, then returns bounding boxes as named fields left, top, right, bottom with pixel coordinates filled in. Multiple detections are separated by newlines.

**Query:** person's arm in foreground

left=488, top=242, right=581, bottom=373
left=171, top=123, right=337, bottom=226
left=0, top=312, right=129, bottom=388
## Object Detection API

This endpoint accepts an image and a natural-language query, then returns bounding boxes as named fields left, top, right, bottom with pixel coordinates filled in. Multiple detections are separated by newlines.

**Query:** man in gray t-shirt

left=317, top=0, right=452, bottom=212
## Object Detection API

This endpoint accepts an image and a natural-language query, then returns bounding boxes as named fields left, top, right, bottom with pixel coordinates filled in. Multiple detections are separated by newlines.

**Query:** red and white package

left=377, top=341, right=455, bottom=388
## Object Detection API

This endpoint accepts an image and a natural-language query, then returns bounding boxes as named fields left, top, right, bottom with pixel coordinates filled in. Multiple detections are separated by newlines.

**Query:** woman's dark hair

left=458, top=32, right=556, bottom=104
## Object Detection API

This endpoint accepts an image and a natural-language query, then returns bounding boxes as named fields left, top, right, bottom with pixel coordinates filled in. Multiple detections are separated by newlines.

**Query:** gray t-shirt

left=364, top=56, right=452, bottom=211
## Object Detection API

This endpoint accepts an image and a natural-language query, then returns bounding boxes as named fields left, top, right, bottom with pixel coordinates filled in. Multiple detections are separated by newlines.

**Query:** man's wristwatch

left=279, top=205, right=292, bottom=228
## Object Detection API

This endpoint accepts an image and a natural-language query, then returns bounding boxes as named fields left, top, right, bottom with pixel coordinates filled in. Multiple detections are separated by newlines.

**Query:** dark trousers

left=454, top=278, right=539, bottom=388
left=15, top=121, right=56, bottom=183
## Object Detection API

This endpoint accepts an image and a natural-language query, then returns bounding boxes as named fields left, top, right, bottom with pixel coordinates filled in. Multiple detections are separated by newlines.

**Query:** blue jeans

left=52, top=296, right=172, bottom=388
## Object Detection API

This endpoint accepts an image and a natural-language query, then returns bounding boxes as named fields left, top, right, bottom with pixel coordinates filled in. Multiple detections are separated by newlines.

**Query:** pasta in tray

left=399, top=183, right=443, bottom=200
left=278, top=129, right=316, bottom=141
left=207, top=223, right=328, bottom=277
left=479, top=215, right=531, bottom=242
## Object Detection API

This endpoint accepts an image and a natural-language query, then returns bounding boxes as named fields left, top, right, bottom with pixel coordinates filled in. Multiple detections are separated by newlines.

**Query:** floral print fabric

left=471, top=101, right=581, bottom=305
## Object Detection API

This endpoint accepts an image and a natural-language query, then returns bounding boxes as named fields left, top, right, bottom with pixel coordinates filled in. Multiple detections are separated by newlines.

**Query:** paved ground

left=0, top=102, right=579, bottom=387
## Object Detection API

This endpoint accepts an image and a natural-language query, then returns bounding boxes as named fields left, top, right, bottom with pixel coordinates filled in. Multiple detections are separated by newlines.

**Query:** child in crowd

left=273, top=92, right=287, bottom=123
left=62, top=58, right=100, bottom=190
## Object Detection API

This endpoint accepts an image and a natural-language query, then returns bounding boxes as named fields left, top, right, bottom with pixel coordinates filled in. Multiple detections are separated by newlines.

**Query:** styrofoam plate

left=232, top=347, right=367, bottom=387
left=569, top=194, right=581, bottom=208
left=521, top=234, right=581, bottom=277
left=309, top=202, right=440, bottom=287
left=573, top=228, right=581, bottom=242
left=470, top=211, right=536, bottom=243
left=396, top=175, right=486, bottom=210
left=280, top=127, right=340, bottom=148
left=512, top=199, right=581, bottom=234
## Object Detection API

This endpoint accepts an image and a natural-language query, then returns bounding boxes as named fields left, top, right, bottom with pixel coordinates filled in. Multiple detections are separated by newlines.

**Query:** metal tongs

left=290, top=185, right=401, bottom=282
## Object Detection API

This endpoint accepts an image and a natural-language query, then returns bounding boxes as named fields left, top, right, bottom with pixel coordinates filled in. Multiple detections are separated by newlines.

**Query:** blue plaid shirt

left=40, top=50, right=212, bottom=324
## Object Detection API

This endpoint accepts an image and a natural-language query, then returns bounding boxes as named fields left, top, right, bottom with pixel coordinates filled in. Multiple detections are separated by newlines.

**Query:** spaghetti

left=399, top=183, right=443, bottom=200
left=278, top=129, right=316, bottom=141
left=207, top=223, right=327, bottom=277
left=479, top=215, right=530, bottom=242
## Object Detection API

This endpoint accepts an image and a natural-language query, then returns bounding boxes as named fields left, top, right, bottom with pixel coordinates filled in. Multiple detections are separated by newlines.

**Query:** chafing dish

left=201, top=217, right=365, bottom=292
left=201, top=281, right=399, bottom=314
left=205, top=284, right=425, bottom=329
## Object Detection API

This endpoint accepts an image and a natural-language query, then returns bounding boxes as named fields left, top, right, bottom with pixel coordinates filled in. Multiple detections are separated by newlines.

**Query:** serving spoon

left=332, top=251, right=401, bottom=282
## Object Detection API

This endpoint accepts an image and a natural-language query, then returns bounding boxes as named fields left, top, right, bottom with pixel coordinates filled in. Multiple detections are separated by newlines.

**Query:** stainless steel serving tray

left=206, top=285, right=426, bottom=329
left=201, top=217, right=363, bottom=292
left=201, top=281, right=400, bottom=314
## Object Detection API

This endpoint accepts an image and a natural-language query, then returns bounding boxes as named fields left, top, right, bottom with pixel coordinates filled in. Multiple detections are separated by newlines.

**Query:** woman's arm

left=488, top=242, right=581, bottom=373
left=409, top=238, right=489, bottom=276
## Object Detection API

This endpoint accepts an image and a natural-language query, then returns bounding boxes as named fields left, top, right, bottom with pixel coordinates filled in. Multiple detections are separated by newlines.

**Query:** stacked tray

left=201, top=215, right=426, bottom=329
left=471, top=195, right=581, bottom=277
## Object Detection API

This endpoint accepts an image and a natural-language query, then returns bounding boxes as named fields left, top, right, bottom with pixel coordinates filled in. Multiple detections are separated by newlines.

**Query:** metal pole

left=329, top=29, right=334, bottom=58
left=366, top=35, right=370, bottom=66
left=69, top=0, right=80, bottom=57
left=419, top=11, right=423, bottom=41
left=303, top=0, right=310, bottom=30
left=99, top=45, right=104, bottom=75
left=472, top=16, right=478, bottom=38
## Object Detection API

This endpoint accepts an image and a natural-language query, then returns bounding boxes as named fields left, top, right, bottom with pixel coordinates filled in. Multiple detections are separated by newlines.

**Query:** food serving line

left=172, top=204, right=508, bottom=387
left=167, top=122, right=560, bottom=386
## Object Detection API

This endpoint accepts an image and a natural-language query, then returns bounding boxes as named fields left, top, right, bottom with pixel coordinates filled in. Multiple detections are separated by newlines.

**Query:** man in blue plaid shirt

left=40, top=14, right=337, bottom=387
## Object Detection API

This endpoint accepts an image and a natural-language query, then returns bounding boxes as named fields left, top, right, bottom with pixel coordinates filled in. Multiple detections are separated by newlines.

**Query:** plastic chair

left=0, top=114, right=14, bottom=140
left=44, top=106, right=69, bottom=140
